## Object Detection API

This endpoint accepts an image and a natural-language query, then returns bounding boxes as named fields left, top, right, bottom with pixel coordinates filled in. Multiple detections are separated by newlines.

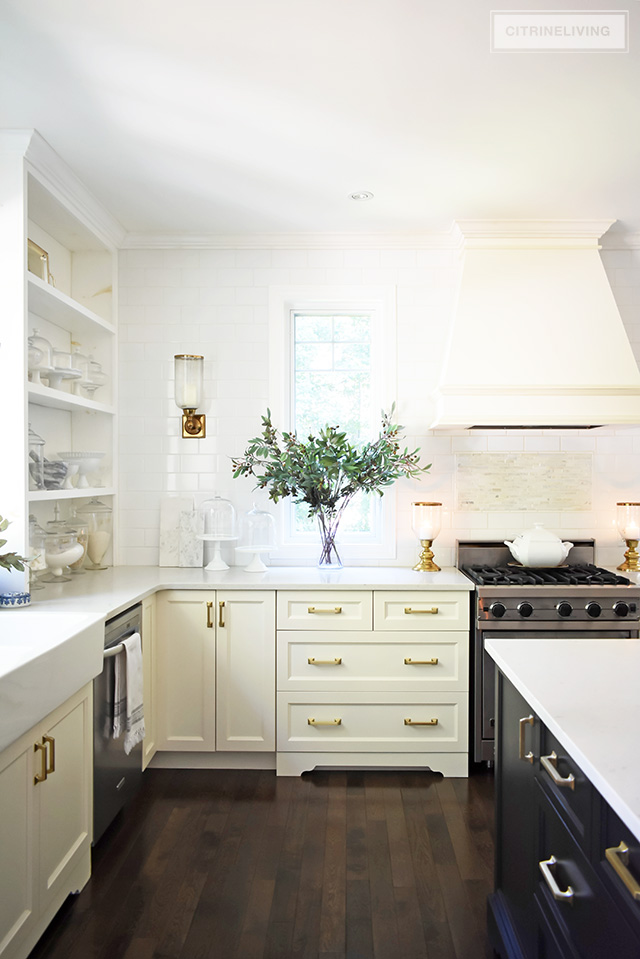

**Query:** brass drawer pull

left=539, top=855, right=574, bottom=903
left=404, top=607, right=438, bottom=615
left=605, top=841, right=640, bottom=901
left=218, top=601, right=225, bottom=628
left=34, top=741, right=47, bottom=784
left=541, top=751, right=575, bottom=790
left=404, top=717, right=438, bottom=726
left=519, top=714, right=535, bottom=763
left=307, top=606, right=342, bottom=614
left=308, top=657, right=342, bottom=665
left=43, top=735, right=55, bottom=775
left=404, top=657, right=438, bottom=665
left=307, top=717, right=342, bottom=726
left=206, top=601, right=213, bottom=629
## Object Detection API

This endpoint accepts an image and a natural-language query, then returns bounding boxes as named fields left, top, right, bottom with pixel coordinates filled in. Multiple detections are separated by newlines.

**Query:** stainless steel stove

left=458, top=540, right=640, bottom=764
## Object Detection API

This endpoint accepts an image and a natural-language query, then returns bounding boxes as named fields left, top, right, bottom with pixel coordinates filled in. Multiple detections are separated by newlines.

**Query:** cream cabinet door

left=0, top=738, right=34, bottom=956
left=216, top=591, right=276, bottom=751
left=156, top=591, right=216, bottom=751
left=141, top=595, right=157, bottom=770
left=37, top=690, right=92, bottom=914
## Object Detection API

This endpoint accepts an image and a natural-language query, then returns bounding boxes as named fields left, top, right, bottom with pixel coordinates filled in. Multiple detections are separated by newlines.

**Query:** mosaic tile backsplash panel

left=456, top=452, right=592, bottom=511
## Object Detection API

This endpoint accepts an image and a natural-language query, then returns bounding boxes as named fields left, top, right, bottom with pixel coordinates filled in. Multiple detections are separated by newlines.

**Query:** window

left=269, top=285, right=397, bottom=560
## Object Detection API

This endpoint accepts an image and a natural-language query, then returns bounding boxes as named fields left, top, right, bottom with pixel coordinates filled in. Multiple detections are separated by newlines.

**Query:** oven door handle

left=104, top=642, right=125, bottom=659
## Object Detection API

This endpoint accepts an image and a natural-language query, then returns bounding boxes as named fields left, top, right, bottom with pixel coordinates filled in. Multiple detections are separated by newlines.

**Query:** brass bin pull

left=605, top=842, right=640, bottom=901
left=541, top=751, right=575, bottom=790
left=43, top=735, right=55, bottom=775
left=308, top=718, right=342, bottom=726
left=539, top=855, right=574, bottom=903
left=308, top=657, right=342, bottom=665
left=34, top=741, right=47, bottom=784
left=519, top=714, right=535, bottom=763
left=218, top=601, right=225, bottom=628
left=404, top=657, right=438, bottom=665
left=307, top=606, right=342, bottom=614
left=404, top=607, right=438, bottom=615
left=206, top=601, right=213, bottom=629
left=404, top=718, right=438, bottom=726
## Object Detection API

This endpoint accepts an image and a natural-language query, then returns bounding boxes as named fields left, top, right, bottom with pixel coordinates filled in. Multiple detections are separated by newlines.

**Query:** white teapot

left=504, top=524, right=574, bottom=568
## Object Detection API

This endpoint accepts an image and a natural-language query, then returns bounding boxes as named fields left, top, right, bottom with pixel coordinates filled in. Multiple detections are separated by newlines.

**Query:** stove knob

left=613, top=601, right=630, bottom=618
left=556, top=602, right=573, bottom=618
left=517, top=602, right=534, bottom=618
left=489, top=602, right=506, bottom=619
left=586, top=602, right=602, bottom=619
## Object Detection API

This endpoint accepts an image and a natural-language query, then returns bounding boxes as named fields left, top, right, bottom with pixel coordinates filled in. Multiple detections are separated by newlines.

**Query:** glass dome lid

left=198, top=495, right=237, bottom=539
left=238, top=504, right=277, bottom=550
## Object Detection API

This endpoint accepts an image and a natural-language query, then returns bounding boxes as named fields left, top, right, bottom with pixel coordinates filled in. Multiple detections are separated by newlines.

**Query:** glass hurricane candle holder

left=616, top=502, right=640, bottom=571
left=411, top=502, right=442, bottom=572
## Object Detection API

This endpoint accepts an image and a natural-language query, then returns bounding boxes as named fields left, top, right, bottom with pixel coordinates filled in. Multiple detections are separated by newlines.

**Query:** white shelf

left=28, top=274, right=115, bottom=338
left=28, top=382, right=115, bottom=415
left=28, top=487, right=116, bottom=503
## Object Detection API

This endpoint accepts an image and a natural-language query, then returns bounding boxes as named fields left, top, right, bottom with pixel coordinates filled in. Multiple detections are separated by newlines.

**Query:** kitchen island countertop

left=486, top=636, right=640, bottom=841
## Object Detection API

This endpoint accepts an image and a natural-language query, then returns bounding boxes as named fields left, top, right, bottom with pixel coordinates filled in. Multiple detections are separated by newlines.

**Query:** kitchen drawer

left=374, top=591, right=469, bottom=631
left=277, top=630, right=469, bottom=692
left=597, top=801, right=640, bottom=939
left=535, top=783, right=640, bottom=959
left=277, top=591, right=372, bottom=630
left=536, top=725, right=593, bottom=851
left=277, top=691, right=468, bottom=752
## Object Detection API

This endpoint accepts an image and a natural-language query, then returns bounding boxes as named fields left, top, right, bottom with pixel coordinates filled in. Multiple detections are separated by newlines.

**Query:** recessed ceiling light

left=349, top=191, right=374, bottom=201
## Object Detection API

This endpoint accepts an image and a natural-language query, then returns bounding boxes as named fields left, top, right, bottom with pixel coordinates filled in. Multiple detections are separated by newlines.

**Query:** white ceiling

left=1, top=0, right=640, bottom=236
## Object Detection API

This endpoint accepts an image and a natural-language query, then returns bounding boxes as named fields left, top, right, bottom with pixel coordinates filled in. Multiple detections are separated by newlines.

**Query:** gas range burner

left=462, top=564, right=631, bottom=587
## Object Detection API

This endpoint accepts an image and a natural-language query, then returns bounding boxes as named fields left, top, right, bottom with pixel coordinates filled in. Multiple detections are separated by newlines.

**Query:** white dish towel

left=112, top=631, right=145, bottom=755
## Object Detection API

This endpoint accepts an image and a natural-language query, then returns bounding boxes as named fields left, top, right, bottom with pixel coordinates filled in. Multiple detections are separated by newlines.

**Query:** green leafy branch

left=232, top=406, right=431, bottom=518
left=0, top=515, right=28, bottom=572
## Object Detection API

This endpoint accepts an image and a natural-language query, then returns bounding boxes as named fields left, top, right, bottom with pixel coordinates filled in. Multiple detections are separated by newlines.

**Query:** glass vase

left=316, top=509, right=344, bottom=569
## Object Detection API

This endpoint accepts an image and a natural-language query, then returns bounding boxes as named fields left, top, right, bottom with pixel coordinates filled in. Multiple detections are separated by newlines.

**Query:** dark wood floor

left=29, top=767, right=495, bottom=959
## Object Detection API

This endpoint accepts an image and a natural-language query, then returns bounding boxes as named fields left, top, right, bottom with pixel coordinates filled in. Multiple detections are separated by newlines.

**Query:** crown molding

left=121, top=229, right=461, bottom=250
left=453, top=218, right=616, bottom=250
left=600, top=231, right=640, bottom=250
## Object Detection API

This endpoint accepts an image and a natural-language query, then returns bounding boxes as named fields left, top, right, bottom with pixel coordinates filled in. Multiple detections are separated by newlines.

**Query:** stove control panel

left=478, top=596, right=639, bottom=622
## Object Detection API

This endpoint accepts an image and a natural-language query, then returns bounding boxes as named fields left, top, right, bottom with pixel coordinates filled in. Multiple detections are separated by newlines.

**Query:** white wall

left=118, top=244, right=640, bottom=569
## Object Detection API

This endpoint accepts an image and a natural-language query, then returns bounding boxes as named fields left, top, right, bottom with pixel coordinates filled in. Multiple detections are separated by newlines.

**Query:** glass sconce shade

left=616, top=502, right=640, bottom=572
left=174, top=354, right=204, bottom=409
left=411, top=502, right=442, bottom=572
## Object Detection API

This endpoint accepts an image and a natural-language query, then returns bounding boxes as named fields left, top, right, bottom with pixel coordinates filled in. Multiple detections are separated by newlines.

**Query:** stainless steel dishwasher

left=93, top=603, right=144, bottom=843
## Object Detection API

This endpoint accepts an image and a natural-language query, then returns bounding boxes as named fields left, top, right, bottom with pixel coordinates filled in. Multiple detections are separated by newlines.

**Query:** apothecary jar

left=75, top=498, right=112, bottom=570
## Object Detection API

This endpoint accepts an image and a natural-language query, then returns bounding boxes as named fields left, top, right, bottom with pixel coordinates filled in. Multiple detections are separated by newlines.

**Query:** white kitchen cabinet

left=155, top=589, right=276, bottom=755
left=155, top=591, right=216, bottom=751
left=276, top=589, right=469, bottom=777
left=141, top=594, right=157, bottom=769
left=0, top=683, right=92, bottom=959
left=216, top=591, right=275, bottom=751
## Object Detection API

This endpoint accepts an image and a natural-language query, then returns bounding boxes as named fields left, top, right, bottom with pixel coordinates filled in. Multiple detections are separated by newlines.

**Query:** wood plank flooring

left=28, top=768, right=495, bottom=959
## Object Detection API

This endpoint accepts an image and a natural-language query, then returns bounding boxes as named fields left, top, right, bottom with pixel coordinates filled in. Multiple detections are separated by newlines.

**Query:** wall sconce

left=616, top=502, right=640, bottom=571
left=411, top=502, right=442, bottom=572
left=174, top=354, right=206, bottom=439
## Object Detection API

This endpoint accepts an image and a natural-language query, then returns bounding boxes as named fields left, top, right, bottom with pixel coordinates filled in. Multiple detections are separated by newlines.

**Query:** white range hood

left=429, top=220, right=640, bottom=429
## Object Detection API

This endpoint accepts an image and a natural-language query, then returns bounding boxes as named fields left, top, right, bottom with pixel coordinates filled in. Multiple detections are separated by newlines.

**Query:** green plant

left=0, top=515, right=28, bottom=572
left=232, top=405, right=430, bottom=517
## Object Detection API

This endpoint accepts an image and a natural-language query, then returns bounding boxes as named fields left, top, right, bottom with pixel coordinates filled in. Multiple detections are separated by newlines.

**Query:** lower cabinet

left=489, top=670, right=640, bottom=959
left=155, top=589, right=275, bottom=754
left=0, top=684, right=92, bottom=959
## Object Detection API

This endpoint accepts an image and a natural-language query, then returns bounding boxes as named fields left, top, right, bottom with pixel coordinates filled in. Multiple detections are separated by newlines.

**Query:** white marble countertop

left=486, top=637, right=640, bottom=841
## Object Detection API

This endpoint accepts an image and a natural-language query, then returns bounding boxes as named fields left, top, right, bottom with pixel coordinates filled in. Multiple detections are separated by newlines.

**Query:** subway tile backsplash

left=118, top=246, right=640, bottom=569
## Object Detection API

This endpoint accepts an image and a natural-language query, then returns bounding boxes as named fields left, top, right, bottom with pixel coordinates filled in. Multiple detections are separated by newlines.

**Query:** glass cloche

left=197, top=495, right=237, bottom=571
left=237, top=504, right=276, bottom=572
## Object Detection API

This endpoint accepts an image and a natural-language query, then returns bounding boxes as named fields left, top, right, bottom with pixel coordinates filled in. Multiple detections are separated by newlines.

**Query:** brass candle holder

left=616, top=502, right=640, bottom=572
left=618, top=540, right=639, bottom=572
left=413, top=538, right=440, bottom=572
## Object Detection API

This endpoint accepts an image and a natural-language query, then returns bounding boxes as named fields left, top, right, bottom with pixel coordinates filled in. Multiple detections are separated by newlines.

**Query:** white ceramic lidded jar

left=504, top=524, right=574, bottom=568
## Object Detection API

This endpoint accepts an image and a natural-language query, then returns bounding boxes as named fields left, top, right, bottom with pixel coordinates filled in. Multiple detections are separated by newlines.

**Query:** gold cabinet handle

left=539, top=855, right=574, bottom=903
left=540, top=751, right=575, bottom=791
left=307, top=606, right=342, bottom=614
left=308, top=657, right=342, bottom=665
left=43, top=735, right=55, bottom=775
left=404, top=607, right=438, bottom=615
left=404, top=657, right=438, bottom=665
left=206, top=601, right=213, bottom=629
left=218, top=601, right=225, bottom=628
left=34, top=741, right=47, bottom=784
left=307, top=718, right=342, bottom=726
left=519, top=714, right=535, bottom=763
left=404, top=717, right=438, bottom=726
left=605, top=841, right=640, bottom=901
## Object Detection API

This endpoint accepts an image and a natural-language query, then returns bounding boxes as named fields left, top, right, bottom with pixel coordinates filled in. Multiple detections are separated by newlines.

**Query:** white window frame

left=268, top=285, right=398, bottom=562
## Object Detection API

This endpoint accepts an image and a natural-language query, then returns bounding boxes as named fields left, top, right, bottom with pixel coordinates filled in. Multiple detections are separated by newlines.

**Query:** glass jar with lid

left=41, top=528, right=84, bottom=582
left=75, top=498, right=112, bottom=569
left=28, top=515, right=47, bottom=589
left=28, top=425, right=45, bottom=490
left=28, top=329, right=53, bottom=384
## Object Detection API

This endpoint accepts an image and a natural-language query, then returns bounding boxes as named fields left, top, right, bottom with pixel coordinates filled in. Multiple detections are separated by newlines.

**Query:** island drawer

left=277, top=591, right=372, bottom=630
left=374, top=591, right=470, bottom=631
left=277, top=630, right=468, bottom=691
